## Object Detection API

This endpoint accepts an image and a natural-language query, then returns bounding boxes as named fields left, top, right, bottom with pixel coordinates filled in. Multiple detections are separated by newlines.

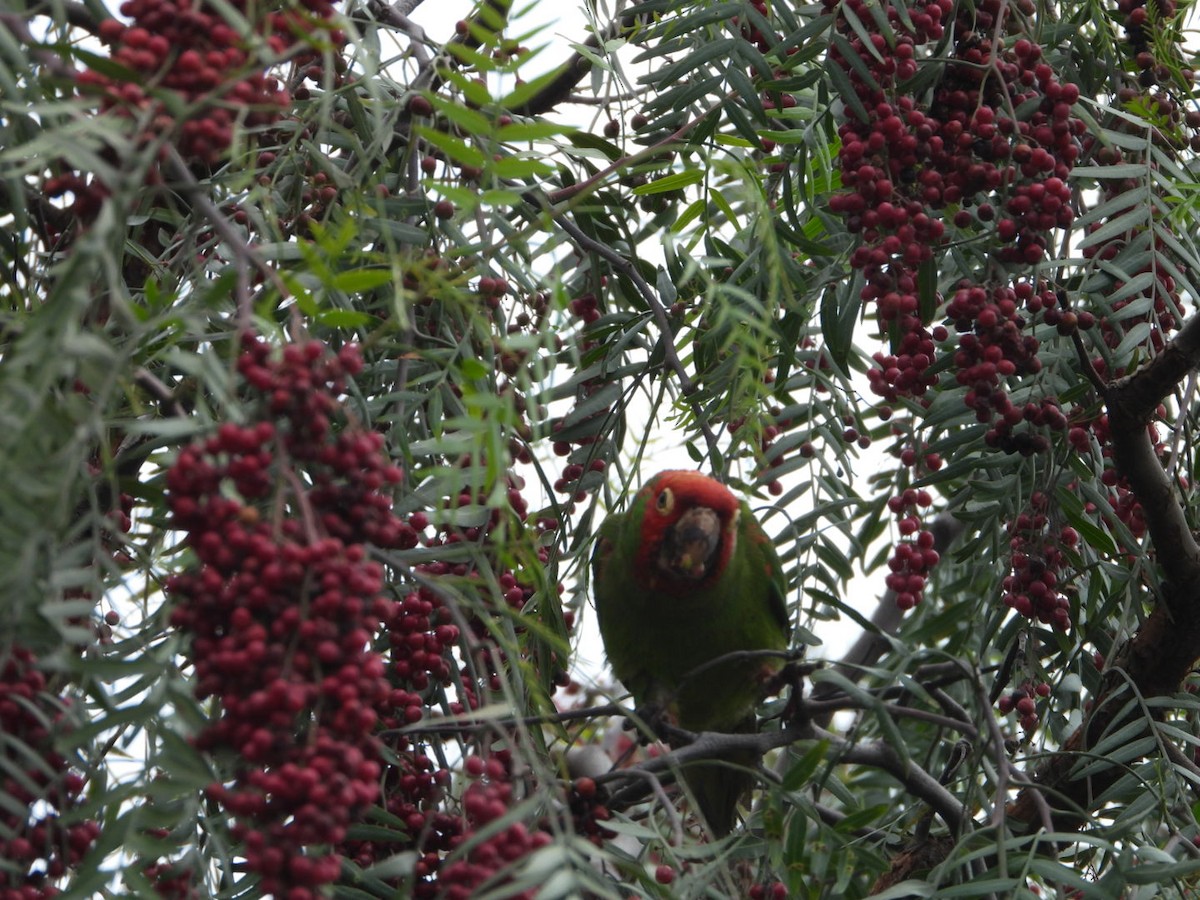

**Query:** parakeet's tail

left=679, top=717, right=758, bottom=838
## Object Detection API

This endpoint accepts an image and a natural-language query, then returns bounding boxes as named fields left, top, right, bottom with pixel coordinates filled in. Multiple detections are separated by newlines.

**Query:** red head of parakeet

left=592, top=470, right=791, bottom=835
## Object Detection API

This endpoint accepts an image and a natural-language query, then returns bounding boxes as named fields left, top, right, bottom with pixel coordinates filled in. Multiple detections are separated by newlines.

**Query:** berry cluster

left=998, top=680, right=1052, bottom=732
left=826, top=0, right=1097, bottom=617
left=830, top=0, right=1085, bottom=403
left=749, top=883, right=790, bottom=900
left=434, top=753, right=553, bottom=900
left=46, top=0, right=342, bottom=240
left=884, top=487, right=938, bottom=610
left=945, top=278, right=1091, bottom=453
left=1001, top=494, right=1077, bottom=630
left=1117, top=0, right=1181, bottom=90
left=141, top=860, right=200, bottom=899
left=565, top=776, right=613, bottom=845
left=0, top=645, right=100, bottom=899
left=83, top=0, right=338, bottom=164
left=340, top=478, right=567, bottom=889
left=338, top=748, right=460, bottom=890
left=166, top=334, right=402, bottom=898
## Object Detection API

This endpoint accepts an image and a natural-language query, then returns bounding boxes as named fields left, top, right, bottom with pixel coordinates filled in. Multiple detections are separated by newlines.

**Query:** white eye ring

left=655, top=487, right=674, bottom=514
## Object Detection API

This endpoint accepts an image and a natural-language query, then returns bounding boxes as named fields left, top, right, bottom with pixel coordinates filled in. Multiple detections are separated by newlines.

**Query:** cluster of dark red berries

left=565, top=776, right=614, bottom=845
left=337, top=459, right=567, bottom=888
left=884, top=487, right=938, bottom=610
left=825, top=0, right=1096, bottom=615
left=85, top=0, right=338, bottom=163
left=431, top=753, right=553, bottom=900
left=998, top=680, right=1052, bottom=732
left=1118, top=0, right=1180, bottom=89
left=945, top=279, right=1091, bottom=454
left=166, top=334, right=401, bottom=898
left=338, top=750, right=454, bottom=887
left=409, top=477, right=566, bottom=699
left=749, top=882, right=790, bottom=900
left=830, top=0, right=1086, bottom=404
left=46, top=0, right=341, bottom=240
left=1001, top=495, right=1078, bottom=630
left=0, top=645, right=100, bottom=899
left=141, top=860, right=200, bottom=899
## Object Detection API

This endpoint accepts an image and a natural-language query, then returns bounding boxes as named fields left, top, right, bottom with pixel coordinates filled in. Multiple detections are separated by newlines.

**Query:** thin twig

left=544, top=106, right=719, bottom=206
left=133, top=367, right=187, bottom=419
left=162, top=147, right=286, bottom=327
left=601, top=721, right=967, bottom=833
left=605, top=767, right=684, bottom=845
left=801, top=697, right=980, bottom=739
left=388, top=703, right=625, bottom=738
left=542, top=205, right=721, bottom=460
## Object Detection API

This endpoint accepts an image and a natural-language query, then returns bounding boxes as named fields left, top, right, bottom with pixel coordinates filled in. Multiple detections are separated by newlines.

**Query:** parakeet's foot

left=625, top=703, right=680, bottom=743
left=773, top=660, right=819, bottom=727
left=765, top=656, right=815, bottom=695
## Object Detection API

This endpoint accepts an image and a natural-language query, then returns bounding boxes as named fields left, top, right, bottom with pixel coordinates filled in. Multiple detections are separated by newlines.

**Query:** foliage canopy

left=7, top=0, right=1200, bottom=896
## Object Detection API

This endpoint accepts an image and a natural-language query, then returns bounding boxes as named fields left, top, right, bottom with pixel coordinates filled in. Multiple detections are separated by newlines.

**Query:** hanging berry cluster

left=0, top=645, right=100, bottom=899
left=1001, top=494, right=1078, bottom=631
left=1116, top=0, right=1186, bottom=96
left=998, top=679, right=1052, bottom=733
left=830, top=0, right=1086, bottom=402
left=84, top=0, right=339, bottom=164
left=433, top=753, right=553, bottom=900
left=166, top=334, right=400, bottom=898
left=884, top=487, right=937, bottom=611
left=47, top=0, right=342, bottom=234
left=826, top=0, right=1091, bottom=610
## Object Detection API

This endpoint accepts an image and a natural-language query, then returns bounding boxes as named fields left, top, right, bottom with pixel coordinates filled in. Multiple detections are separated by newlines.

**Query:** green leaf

left=632, top=169, right=704, bottom=195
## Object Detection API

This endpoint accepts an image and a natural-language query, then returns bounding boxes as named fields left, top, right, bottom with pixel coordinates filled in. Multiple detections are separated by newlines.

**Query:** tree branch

left=601, top=720, right=967, bottom=834
left=506, top=2, right=655, bottom=117
left=1107, top=309, right=1200, bottom=418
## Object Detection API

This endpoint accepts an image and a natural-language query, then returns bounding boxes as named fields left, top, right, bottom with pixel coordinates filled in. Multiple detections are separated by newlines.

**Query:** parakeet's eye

left=655, top=487, right=674, bottom=514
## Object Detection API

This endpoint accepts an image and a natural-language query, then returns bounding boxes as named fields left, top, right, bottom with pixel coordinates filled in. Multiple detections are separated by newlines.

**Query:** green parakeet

left=592, top=470, right=791, bottom=836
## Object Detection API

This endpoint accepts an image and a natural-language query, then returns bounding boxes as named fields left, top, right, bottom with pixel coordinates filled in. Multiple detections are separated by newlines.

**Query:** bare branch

left=162, top=147, right=286, bottom=328
left=1105, top=312, right=1200, bottom=592
left=1107, top=310, right=1200, bottom=418
left=600, top=721, right=967, bottom=834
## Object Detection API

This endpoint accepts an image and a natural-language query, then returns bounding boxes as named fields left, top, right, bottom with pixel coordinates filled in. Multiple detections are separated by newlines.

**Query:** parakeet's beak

left=662, top=506, right=722, bottom=579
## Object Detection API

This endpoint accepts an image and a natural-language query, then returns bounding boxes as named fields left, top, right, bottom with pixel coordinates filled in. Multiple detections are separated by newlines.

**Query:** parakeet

left=592, top=470, right=791, bottom=836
